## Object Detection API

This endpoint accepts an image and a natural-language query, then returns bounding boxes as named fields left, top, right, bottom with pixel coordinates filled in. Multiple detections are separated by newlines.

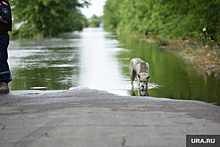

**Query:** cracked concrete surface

left=0, top=88, right=220, bottom=147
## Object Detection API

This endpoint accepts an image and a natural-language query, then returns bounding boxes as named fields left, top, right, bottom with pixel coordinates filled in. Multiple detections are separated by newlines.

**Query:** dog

left=129, top=58, right=150, bottom=91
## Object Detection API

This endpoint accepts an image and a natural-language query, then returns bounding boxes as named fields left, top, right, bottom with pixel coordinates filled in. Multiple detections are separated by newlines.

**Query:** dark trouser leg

left=0, top=34, right=12, bottom=83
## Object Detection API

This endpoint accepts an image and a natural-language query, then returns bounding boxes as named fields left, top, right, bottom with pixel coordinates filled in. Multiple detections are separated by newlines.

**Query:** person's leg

left=0, top=34, right=11, bottom=93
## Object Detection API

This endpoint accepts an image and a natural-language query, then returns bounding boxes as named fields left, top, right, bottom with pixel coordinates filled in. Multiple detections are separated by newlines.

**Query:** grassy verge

left=141, top=36, right=220, bottom=74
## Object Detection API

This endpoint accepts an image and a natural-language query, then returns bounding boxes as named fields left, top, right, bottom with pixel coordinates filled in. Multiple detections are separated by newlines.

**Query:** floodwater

left=8, top=28, right=220, bottom=105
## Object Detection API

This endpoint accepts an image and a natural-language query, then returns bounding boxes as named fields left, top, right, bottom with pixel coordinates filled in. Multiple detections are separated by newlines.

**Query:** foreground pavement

left=0, top=88, right=219, bottom=147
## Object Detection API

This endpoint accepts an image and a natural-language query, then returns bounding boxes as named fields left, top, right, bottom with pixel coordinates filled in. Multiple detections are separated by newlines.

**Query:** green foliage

left=103, top=0, right=122, bottom=29
left=88, top=15, right=102, bottom=27
left=156, top=37, right=170, bottom=46
left=103, top=0, right=220, bottom=41
left=11, top=0, right=90, bottom=38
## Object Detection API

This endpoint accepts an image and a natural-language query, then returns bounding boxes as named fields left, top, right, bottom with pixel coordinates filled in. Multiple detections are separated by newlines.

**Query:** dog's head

left=138, top=73, right=150, bottom=89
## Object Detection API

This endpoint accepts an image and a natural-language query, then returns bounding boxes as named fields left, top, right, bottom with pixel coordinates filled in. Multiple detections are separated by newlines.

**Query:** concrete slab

left=0, top=87, right=219, bottom=147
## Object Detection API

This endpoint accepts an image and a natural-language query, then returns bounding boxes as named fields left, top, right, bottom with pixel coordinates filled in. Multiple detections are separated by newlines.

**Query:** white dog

left=129, top=58, right=150, bottom=90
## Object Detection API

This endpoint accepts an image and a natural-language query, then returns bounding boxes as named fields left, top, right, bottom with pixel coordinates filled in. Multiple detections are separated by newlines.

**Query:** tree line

left=88, top=15, right=102, bottom=27
left=10, top=0, right=90, bottom=38
left=103, top=0, right=220, bottom=42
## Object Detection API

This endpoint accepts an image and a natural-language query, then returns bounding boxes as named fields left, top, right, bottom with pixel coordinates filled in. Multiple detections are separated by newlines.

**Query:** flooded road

left=8, top=28, right=220, bottom=105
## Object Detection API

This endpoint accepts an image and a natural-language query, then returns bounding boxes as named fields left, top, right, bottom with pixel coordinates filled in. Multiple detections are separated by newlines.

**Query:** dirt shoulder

left=142, top=36, right=220, bottom=75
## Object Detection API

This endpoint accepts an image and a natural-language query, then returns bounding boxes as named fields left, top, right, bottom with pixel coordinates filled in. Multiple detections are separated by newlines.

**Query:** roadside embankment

left=142, top=36, right=220, bottom=75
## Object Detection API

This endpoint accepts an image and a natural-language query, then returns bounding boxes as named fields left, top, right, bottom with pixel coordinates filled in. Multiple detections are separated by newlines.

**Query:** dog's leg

left=145, top=89, right=149, bottom=96
left=131, top=89, right=136, bottom=96
left=130, top=69, right=136, bottom=89
left=145, top=83, right=149, bottom=96
left=138, top=89, right=141, bottom=96
left=129, top=60, right=134, bottom=89
left=137, top=77, right=140, bottom=89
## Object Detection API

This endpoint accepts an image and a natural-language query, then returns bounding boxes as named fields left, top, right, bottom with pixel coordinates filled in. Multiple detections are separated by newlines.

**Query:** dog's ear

left=146, top=75, right=150, bottom=79
left=138, top=74, right=140, bottom=78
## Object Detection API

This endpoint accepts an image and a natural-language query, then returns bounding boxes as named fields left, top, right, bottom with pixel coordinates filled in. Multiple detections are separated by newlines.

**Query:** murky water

left=8, top=28, right=220, bottom=105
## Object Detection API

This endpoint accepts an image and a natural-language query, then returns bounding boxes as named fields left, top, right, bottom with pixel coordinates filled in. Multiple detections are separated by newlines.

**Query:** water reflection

left=9, top=34, right=81, bottom=90
left=116, top=34, right=220, bottom=104
left=8, top=28, right=220, bottom=105
left=131, top=89, right=149, bottom=97
left=78, top=28, right=128, bottom=95
left=8, top=28, right=129, bottom=95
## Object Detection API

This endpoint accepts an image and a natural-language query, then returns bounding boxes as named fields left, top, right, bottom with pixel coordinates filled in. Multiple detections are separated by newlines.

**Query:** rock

left=207, top=53, right=211, bottom=57
left=206, top=65, right=216, bottom=75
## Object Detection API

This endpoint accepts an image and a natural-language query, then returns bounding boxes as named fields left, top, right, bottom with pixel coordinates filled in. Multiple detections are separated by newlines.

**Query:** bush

left=103, top=0, right=220, bottom=42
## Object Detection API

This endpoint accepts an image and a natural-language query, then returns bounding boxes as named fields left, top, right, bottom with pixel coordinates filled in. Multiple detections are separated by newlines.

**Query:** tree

left=103, top=0, right=220, bottom=41
left=11, top=0, right=90, bottom=38
left=88, top=15, right=102, bottom=27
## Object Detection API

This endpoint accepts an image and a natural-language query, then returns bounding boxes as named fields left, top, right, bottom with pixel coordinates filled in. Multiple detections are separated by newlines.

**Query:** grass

left=165, top=39, right=220, bottom=73
left=155, top=37, right=170, bottom=46
left=140, top=34, right=220, bottom=73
